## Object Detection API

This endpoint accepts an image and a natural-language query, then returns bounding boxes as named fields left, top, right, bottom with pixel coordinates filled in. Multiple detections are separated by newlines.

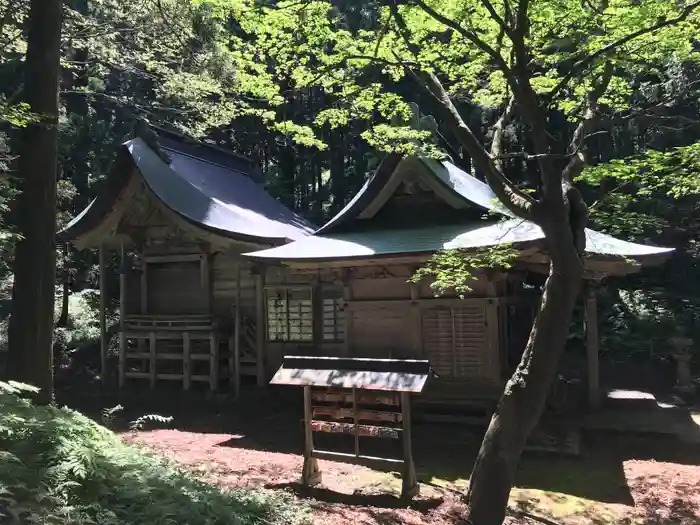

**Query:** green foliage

left=582, top=141, right=700, bottom=248
left=197, top=0, right=700, bottom=153
left=581, top=142, right=700, bottom=362
left=411, top=243, right=519, bottom=296
left=52, top=290, right=107, bottom=377
left=583, top=143, right=700, bottom=201
left=0, top=383, right=311, bottom=525
left=0, top=99, right=38, bottom=129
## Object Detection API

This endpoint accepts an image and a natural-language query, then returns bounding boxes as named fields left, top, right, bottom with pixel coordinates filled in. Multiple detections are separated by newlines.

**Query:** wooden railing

left=119, top=311, right=259, bottom=392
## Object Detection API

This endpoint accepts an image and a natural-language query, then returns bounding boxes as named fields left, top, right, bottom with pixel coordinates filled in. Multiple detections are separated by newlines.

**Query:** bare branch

left=511, top=0, right=530, bottom=77
left=152, top=0, right=190, bottom=51
left=562, top=62, right=614, bottom=183
left=387, top=1, right=534, bottom=218
left=515, top=0, right=529, bottom=34
left=414, top=70, right=535, bottom=219
left=548, top=1, right=700, bottom=100
left=491, top=96, right=516, bottom=172
left=479, top=0, right=511, bottom=35
left=388, top=1, right=421, bottom=58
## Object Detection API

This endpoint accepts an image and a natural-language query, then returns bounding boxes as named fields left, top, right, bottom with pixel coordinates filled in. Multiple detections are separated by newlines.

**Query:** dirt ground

left=119, top=400, right=700, bottom=525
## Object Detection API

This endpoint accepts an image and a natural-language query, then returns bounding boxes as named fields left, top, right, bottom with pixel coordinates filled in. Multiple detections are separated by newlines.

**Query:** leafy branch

left=410, top=243, right=519, bottom=297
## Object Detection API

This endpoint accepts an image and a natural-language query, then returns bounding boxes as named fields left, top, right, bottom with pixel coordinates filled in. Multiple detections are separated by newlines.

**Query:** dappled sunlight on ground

left=126, top=427, right=700, bottom=525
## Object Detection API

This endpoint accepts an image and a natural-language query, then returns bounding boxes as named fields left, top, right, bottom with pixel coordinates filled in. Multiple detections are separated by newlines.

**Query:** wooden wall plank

left=147, top=259, right=207, bottom=315
left=312, top=406, right=403, bottom=423
left=212, top=252, right=256, bottom=318
left=311, top=390, right=400, bottom=406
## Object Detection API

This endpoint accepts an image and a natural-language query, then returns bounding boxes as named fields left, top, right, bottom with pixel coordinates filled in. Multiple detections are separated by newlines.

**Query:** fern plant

left=0, top=382, right=311, bottom=525
left=128, top=413, right=174, bottom=434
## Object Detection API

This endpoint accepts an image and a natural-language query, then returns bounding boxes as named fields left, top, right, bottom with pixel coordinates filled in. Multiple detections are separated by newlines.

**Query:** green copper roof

left=246, top=218, right=673, bottom=261
left=244, top=156, right=673, bottom=263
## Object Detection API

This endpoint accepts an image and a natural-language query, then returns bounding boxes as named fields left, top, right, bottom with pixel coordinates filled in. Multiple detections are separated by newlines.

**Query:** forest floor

left=106, top=387, right=700, bottom=525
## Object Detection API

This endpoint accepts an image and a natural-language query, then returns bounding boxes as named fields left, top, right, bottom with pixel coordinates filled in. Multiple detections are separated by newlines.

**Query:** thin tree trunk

left=465, top=220, right=584, bottom=525
left=57, top=244, right=70, bottom=328
left=7, top=0, right=63, bottom=404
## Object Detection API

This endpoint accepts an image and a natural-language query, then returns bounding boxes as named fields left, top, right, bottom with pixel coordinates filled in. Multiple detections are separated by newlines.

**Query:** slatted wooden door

left=422, top=304, right=499, bottom=382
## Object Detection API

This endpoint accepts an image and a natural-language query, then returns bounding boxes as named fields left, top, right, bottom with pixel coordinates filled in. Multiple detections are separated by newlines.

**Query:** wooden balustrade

left=119, top=313, right=256, bottom=391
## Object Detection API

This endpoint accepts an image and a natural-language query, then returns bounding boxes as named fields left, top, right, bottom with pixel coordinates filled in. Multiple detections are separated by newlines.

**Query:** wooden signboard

left=270, top=355, right=431, bottom=500
left=302, top=386, right=418, bottom=499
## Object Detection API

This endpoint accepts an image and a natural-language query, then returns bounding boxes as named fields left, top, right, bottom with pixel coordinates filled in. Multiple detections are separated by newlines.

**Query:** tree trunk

left=57, top=244, right=70, bottom=328
left=7, top=0, right=63, bottom=404
left=464, top=219, right=584, bottom=525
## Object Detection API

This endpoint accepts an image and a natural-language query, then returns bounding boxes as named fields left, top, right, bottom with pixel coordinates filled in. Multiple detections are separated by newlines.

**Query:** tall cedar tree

left=7, top=0, right=63, bottom=404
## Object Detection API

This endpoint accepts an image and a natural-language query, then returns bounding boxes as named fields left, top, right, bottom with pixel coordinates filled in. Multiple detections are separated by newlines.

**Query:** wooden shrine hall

left=57, top=124, right=314, bottom=393
left=245, top=154, right=674, bottom=410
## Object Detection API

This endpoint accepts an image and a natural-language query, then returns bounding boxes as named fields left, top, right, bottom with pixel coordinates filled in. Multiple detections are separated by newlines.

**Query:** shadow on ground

left=266, top=482, right=444, bottom=511
left=62, top=382, right=700, bottom=522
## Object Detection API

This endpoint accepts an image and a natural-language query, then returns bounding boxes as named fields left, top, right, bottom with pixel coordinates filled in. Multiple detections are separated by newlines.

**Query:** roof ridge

left=150, top=124, right=255, bottom=166
left=159, top=143, right=254, bottom=178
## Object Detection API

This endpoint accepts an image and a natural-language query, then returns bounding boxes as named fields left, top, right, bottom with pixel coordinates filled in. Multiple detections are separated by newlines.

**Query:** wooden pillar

left=182, top=332, right=191, bottom=391
left=485, top=298, right=501, bottom=383
left=140, top=258, right=148, bottom=313
left=98, top=244, right=108, bottom=382
left=201, top=252, right=212, bottom=313
left=409, top=282, right=422, bottom=357
left=352, top=387, right=360, bottom=456
left=209, top=331, right=219, bottom=391
left=255, top=268, right=266, bottom=387
left=584, top=284, right=601, bottom=409
left=312, top=278, right=323, bottom=344
left=149, top=331, right=156, bottom=389
left=400, top=391, right=418, bottom=499
left=118, top=240, right=127, bottom=388
left=138, top=255, right=147, bottom=353
left=301, top=385, right=321, bottom=486
left=233, top=262, right=241, bottom=398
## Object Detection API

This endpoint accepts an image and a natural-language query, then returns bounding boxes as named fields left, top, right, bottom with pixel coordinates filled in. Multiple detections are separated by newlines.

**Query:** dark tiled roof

left=59, top=132, right=315, bottom=245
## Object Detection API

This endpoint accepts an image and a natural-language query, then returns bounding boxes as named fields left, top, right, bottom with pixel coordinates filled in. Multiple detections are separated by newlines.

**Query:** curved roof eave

left=244, top=214, right=674, bottom=264
left=314, top=153, right=403, bottom=235
left=56, top=147, right=135, bottom=245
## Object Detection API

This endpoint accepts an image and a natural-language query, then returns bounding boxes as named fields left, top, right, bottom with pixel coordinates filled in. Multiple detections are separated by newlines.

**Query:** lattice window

left=265, top=287, right=313, bottom=342
left=322, top=286, right=345, bottom=342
